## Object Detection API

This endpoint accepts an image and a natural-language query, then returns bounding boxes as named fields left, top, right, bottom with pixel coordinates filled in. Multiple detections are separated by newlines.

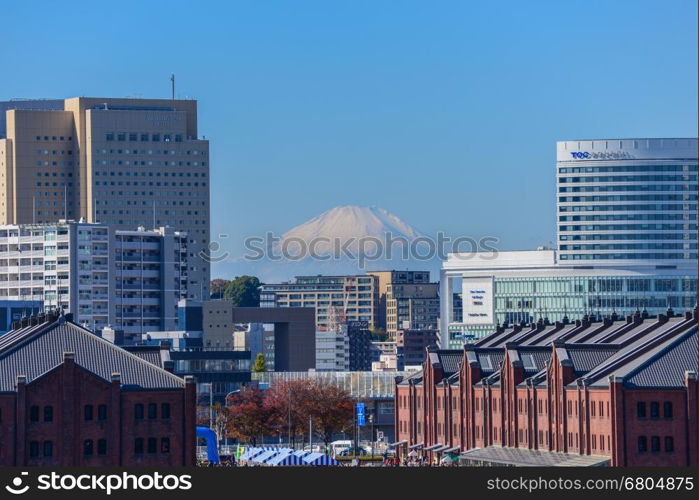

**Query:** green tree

left=223, top=275, right=261, bottom=307
left=252, top=353, right=266, bottom=372
left=210, top=279, right=230, bottom=299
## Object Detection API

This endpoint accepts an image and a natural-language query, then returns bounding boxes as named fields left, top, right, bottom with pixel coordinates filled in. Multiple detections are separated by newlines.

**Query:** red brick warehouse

left=395, top=308, right=698, bottom=466
left=0, top=311, right=196, bottom=466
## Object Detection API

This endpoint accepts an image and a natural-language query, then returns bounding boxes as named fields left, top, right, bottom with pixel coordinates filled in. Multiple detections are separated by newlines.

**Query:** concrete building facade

left=0, top=97, right=210, bottom=300
left=260, top=275, right=378, bottom=329
left=0, top=221, right=188, bottom=338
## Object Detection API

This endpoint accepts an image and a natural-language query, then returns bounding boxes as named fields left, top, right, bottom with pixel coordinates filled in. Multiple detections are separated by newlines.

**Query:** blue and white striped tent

left=251, top=449, right=281, bottom=463
left=302, top=452, right=340, bottom=466
left=239, top=447, right=264, bottom=461
left=267, top=451, right=304, bottom=466
left=292, top=450, right=311, bottom=458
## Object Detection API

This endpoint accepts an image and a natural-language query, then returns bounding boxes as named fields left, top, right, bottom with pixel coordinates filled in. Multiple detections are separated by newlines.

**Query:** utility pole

left=287, top=386, right=291, bottom=449
left=170, top=74, right=175, bottom=100
left=308, top=415, right=312, bottom=452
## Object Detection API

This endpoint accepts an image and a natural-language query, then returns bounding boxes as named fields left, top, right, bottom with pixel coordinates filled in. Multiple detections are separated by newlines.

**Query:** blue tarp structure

left=302, top=452, right=340, bottom=466
left=196, top=427, right=219, bottom=464
left=268, top=451, right=305, bottom=466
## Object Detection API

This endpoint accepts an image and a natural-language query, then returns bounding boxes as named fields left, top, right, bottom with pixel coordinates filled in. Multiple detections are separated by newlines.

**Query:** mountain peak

left=280, top=205, right=424, bottom=246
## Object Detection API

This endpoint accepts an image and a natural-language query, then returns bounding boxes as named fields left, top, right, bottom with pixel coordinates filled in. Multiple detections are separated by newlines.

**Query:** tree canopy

left=222, top=275, right=261, bottom=307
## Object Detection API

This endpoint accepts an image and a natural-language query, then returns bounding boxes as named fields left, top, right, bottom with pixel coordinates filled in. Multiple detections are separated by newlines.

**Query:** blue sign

left=356, top=402, right=365, bottom=426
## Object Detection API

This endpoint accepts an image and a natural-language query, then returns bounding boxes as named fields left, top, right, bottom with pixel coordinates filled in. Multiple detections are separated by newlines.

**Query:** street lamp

left=368, top=413, right=375, bottom=459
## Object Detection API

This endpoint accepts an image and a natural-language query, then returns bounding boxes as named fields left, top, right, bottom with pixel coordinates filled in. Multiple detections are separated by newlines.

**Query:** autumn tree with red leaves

left=225, top=386, right=272, bottom=446
left=308, top=380, right=354, bottom=447
left=224, top=379, right=356, bottom=446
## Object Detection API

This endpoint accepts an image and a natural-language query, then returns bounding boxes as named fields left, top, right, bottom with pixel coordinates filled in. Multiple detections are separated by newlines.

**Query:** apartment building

left=0, top=221, right=109, bottom=331
left=260, top=275, right=378, bottom=329
left=113, top=226, right=188, bottom=341
left=0, top=221, right=188, bottom=338
left=367, top=270, right=431, bottom=329
left=386, top=282, right=439, bottom=338
left=0, top=97, right=210, bottom=300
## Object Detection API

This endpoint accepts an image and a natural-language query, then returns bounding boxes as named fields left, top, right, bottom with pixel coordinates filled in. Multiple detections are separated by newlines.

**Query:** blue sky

left=2, top=0, right=697, bottom=278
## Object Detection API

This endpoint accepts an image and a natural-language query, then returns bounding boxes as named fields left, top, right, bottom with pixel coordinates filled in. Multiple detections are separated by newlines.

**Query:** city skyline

left=1, top=0, right=697, bottom=280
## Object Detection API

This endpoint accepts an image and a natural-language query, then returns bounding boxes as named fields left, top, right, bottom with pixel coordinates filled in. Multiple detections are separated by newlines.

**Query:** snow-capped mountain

left=218, top=205, right=440, bottom=282
left=276, top=205, right=426, bottom=256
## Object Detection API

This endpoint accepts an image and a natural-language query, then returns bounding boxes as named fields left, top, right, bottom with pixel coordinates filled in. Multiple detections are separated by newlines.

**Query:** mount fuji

left=222, top=205, right=441, bottom=282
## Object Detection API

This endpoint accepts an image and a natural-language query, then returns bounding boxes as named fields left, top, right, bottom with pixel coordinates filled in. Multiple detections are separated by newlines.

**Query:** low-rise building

left=0, top=310, right=196, bottom=466
left=395, top=308, right=699, bottom=466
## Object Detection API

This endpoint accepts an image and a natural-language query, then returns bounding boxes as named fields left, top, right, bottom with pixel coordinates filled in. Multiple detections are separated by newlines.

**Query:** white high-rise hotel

left=556, top=138, right=696, bottom=263
left=441, top=138, right=698, bottom=348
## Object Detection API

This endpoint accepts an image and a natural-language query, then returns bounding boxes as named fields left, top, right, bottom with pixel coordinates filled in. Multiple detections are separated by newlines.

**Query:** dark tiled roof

left=437, top=351, right=462, bottom=376
left=623, top=328, right=698, bottom=389
left=567, top=346, right=619, bottom=373
left=583, top=322, right=697, bottom=388
left=124, top=346, right=169, bottom=368
left=476, top=351, right=505, bottom=373
left=460, top=446, right=610, bottom=467
left=0, top=320, right=184, bottom=392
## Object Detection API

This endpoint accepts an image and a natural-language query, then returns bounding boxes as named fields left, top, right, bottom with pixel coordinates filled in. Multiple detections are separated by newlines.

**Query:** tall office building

left=0, top=97, right=210, bottom=299
left=557, top=138, right=697, bottom=263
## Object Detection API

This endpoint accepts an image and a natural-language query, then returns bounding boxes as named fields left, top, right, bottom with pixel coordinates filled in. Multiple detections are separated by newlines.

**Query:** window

left=30, top=406, right=40, bottom=422
left=148, top=403, right=157, bottom=419
left=651, top=436, right=660, bottom=452
left=43, top=406, right=53, bottom=422
left=134, top=438, right=144, bottom=454
left=161, top=403, right=170, bottom=419
left=30, top=441, right=40, bottom=458
left=106, top=133, right=114, bottom=141
left=650, top=402, right=659, bottom=418
left=135, top=404, right=144, bottom=419
left=147, top=437, right=157, bottom=453
left=84, top=405, right=94, bottom=421
left=638, top=436, right=647, bottom=453
left=43, top=441, right=53, bottom=457
left=665, top=436, right=674, bottom=452
left=637, top=402, right=646, bottom=418
left=84, top=439, right=94, bottom=456
left=98, top=405, right=107, bottom=421
left=663, top=402, right=673, bottom=418
left=98, top=439, right=107, bottom=456
left=161, top=437, right=170, bottom=453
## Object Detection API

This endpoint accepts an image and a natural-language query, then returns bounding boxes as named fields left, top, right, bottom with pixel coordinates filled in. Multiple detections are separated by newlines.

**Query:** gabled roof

left=0, top=318, right=185, bottom=392
left=624, top=330, right=697, bottom=388
left=580, top=320, right=697, bottom=388
left=565, top=345, right=619, bottom=374
left=428, top=350, right=462, bottom=377
left=587, top=326, right=698, bottom=389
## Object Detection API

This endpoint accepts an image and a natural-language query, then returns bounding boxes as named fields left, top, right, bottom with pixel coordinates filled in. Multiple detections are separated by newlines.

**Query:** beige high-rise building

left=0, top=97, right=210, bottom=299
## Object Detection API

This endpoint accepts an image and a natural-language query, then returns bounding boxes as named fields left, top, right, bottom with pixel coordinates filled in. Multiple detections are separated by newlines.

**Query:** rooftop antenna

left=170, top=74, right=175, bottom=101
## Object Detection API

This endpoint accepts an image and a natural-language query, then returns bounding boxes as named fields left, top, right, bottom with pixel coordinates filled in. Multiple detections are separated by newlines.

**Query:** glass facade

left=448, top=274, right=697, bottom=346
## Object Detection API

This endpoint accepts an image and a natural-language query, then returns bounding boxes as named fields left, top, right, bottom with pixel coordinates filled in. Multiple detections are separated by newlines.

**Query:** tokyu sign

left=570, top=151, right=634, bottom=160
